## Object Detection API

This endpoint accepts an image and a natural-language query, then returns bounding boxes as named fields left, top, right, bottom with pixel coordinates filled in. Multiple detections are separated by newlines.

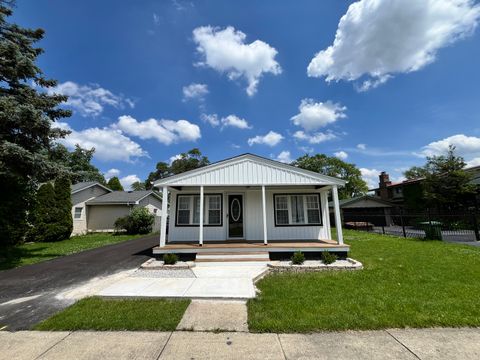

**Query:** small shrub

left=291, top=251, right=305, bottom=265
left=322, top=252, right=338, bottom=265
left=163, top=253, right=178, bottom=265
left=114, top=207, right=154, bottom=235
left=114, top=216, right=129, bottom=234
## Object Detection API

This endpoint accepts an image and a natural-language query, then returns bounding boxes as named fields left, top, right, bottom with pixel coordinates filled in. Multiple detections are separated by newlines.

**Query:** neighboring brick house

left=371, top=166, right=480, bottom=209
left=371, top=172, right=423, bottom=207
left=71, top=182, right=162, bottom=235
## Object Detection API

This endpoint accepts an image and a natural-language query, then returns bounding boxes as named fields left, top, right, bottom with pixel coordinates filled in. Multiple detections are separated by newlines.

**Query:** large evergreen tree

left=53, top=176, right=73, bottom=240
left=293, top=154, right=368, bottom=199
left=0, top=3, right=71, bottom=246
left=28, top=183, right=56, bottom=242
left=107, top=176, right=124, bottom=191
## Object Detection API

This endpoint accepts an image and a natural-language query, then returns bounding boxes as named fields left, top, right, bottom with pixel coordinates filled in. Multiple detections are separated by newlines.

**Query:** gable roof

left=71, top=181, right=112, bottom=194
left=329, top=195, right=393, bottom=208
left=154, top=153, right=346, bottom=187
left=85, top=191, right=161, bottom=205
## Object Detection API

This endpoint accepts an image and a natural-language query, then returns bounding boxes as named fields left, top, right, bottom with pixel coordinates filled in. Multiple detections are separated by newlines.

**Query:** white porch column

left=199, top=185, right=204, bottom=246
left=320, top=189, right=332, bottom=240
left=332, top=185, right=344, bottom=245
left=261, top=185, right=268, bottom=245
left=159, top=186, right=168, bottom=247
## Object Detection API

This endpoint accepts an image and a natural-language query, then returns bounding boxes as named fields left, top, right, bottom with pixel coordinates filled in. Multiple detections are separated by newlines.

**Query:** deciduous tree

left=422, top=146, right=476, bottom=210
left=145, top=148, right=210, bottom=189
left=293, top=154, right=368, bottom=199
left=107, top=176, right=124, bottom=191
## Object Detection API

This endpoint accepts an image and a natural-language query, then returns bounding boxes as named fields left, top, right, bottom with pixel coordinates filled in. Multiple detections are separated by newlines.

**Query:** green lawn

left=34, top=297, right=190, bottom=331
left=248, top=230, right=480, bottom=332
left=0, top=233, right=146, bottom=270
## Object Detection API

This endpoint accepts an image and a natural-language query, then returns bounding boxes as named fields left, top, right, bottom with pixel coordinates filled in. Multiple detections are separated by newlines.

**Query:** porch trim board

left=152, top=240, right=350, bottom=255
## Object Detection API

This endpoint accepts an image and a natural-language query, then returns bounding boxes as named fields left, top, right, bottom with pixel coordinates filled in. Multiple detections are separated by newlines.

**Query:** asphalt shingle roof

left=328, top=195, right=392, bottom=208
left=71, top=181, right=109, bottom=193
left=86, top=191, right=160, bottom=205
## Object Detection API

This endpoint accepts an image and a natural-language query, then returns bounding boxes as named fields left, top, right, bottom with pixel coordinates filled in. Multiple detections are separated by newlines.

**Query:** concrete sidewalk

left=1, top=328, right=479, bottom=360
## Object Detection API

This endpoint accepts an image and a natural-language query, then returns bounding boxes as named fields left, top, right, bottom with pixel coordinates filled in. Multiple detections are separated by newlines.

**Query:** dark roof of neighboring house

left=329, top=195, right=393, bottom=208
left=85, top=191, right=161, bottom=205
left=369, top=177, right=423, bottom=191
left=370, top=165, right=480, bottom=191
left=71, top=181, right=112, bottom=194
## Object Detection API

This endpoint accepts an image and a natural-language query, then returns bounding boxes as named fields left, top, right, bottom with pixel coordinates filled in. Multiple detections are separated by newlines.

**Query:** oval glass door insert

left=231, top=198, right=241, bottom=222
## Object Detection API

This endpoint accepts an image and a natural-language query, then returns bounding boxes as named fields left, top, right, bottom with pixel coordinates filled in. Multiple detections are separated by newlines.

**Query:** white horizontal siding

left=168, top=187, right=329, bottom=242
left=168, top=190, right=226, bottom=242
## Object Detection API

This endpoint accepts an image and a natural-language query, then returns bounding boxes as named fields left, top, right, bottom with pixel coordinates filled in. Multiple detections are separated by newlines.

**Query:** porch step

left=195, top=251, right=270, bottom=262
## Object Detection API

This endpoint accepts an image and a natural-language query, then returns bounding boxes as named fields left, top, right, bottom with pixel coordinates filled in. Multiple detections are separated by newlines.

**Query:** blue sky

left=14, top=0, right=480, bottom=188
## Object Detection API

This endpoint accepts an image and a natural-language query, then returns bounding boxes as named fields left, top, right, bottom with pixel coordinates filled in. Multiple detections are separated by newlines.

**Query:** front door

left=228, top=194, right=244, bottom=238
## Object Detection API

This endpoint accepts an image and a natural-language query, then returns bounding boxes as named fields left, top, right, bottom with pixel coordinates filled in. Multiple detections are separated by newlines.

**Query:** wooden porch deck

left=152, top=239, right=349, bottom=254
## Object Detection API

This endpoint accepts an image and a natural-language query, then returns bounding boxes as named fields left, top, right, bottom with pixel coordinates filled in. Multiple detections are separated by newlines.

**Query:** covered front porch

left=153, top=154, right=347, bottom=256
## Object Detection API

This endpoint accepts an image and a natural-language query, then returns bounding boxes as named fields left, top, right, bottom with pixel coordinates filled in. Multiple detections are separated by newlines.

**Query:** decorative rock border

left=140, top=258, right=195, bottom=270
left=267, top=258, right=363, bottom=273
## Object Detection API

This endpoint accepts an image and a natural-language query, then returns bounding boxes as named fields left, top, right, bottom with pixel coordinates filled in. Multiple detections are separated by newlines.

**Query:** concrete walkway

left=1, top=328, right=480, bottom=359
left=99, top=262, right=268, bottom=299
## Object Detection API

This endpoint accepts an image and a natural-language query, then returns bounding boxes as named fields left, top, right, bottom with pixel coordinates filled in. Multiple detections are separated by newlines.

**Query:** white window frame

left=74, top=207, right=83, bottom=219
left=176, top=194, right=222, bottom=226
left=274, top=194, right=322, bottom=226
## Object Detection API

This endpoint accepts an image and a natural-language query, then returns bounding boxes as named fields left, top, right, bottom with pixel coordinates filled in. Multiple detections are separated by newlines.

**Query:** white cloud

left=299, top=146, right=314, bottom=154
left=169, top=154, right=182, bottom=164
left=420, top=134, right=480, bottom=158
left=221, top=114, right=252, bottom=129
left=293, top=130, right=337, bottom=144
left=248, top=131, right=284, bottom=147
left=334, top=151, right=348, bottom=160
left=307, top=0, right=480, bottom=90
left=56, top=122, right=147, bottom=162
left=357, top=143, right=367, bottom=150
left=48, top=81, right=134, bottom=117
left=291, top=99, right=346, bottom=131
left=172, top=0, right=194, bottom=11
left=200, top=113, right=220, bottom=127
left=115, top=115, right=201, bottom=145
left=192, top=26, right=282, bottom=96
left=182, top=83, right=209, bottom=101
left=360, top=167, right=381, bottom=189
left=104, top=168, right=120, bottom=180
left=120, top=175, right=141, bottom=190
left=275, top=150, right=293, bottom=163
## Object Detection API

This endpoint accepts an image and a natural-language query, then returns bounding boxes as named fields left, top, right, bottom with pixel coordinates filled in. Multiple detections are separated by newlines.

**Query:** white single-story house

left=71, top=181, right=162, bottom=235
left=152, top=154, right=349, bottom=258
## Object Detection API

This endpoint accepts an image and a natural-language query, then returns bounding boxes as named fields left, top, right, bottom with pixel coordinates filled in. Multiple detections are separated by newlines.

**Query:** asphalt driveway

left=0, top=235, right=159, bottom=330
